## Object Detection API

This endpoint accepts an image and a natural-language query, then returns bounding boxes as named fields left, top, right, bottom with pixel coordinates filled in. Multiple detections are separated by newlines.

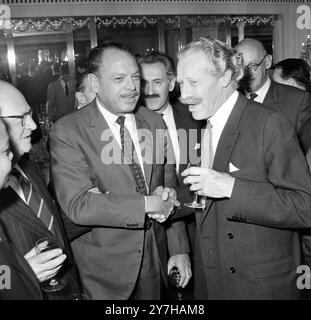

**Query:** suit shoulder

left=273, top=81, right=306, bottom=98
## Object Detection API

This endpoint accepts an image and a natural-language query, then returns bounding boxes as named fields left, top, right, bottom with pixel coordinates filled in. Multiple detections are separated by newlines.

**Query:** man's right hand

left=145, top=186, right=180, bottom=223
left=24, top=247, right=66, bottom=283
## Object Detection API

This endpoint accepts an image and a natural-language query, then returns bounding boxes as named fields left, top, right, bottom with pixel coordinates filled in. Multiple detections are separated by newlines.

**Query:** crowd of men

left=1, top=36, right=311, bottom=300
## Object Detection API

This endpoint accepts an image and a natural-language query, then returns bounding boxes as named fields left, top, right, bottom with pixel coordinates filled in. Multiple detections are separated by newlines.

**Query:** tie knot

left=116, top=116, right=125, bottom=126
left=249, top=92, right=258, bottom=100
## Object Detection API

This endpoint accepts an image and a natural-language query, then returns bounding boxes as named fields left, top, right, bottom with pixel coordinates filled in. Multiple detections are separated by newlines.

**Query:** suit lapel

left=88, top=101, right=135, bottom=183
left=1, top=186, right=52, bottom=239
left=200, top=94, right=247, bottom=225
left=263, top=80, right=283, bottom=112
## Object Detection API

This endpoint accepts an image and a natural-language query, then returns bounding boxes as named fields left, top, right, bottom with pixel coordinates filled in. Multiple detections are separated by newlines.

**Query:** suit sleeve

left=228, top=112, right=311, bottom=229
left=49, top=122, right=146, bottom=229
left=162, top=126, right=190, bottom=255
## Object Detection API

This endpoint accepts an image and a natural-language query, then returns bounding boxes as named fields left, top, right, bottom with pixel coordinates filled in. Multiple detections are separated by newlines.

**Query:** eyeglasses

left=0, top=109, right=33, bottom=127
left=245, top=55, right=268, bottom=72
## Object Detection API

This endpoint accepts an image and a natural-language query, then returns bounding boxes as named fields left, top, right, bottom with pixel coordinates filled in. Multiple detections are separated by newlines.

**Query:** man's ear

left=75, top=92, right=86, bottom=108
left=221, top=69, right=232, bottom=88
left=265, top=55, right=273, bottom=70
left=88, top=73, right=99, bottom=95
left=168, top=76, right=176, bottom=92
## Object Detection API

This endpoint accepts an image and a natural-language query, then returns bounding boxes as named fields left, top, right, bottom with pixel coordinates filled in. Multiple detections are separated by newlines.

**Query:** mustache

left=120, top=92, right=139, bottom=98
left=179, top=97, right=203, bottom=105
left=144, top=94, right=160, bottom=99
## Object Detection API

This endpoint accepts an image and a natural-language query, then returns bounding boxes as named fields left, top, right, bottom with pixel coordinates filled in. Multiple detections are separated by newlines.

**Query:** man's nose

left=25, top=115, right=37, bottom=131
left=125, top=77, right=136, bottom=91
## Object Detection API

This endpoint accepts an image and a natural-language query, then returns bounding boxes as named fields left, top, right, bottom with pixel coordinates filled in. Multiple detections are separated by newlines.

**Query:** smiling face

left=0, top=83, right=37, bottom=162
left=0, top=121, right=13, bottom=189
left=90, top=48, right=140, bottom=115
left=140, top=62, right=175, bottom=113
left=177, top=51, right=225, bottom=120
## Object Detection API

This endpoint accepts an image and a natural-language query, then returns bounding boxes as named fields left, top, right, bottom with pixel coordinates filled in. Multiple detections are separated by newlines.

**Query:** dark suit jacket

left=0, top=235, right=42, bottom=300
left=195, top=93, right=311, bottom=300
left=50, top=101, right=189, bottom=299
left=47, top=78, right=75, bottom=122
left=0, top=157, right=80, bottom=299
left=263, top=80, right=311, bottom=131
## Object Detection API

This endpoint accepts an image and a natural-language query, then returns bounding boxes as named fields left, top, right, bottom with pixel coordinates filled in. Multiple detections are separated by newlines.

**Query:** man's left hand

left=168, top=254, right=192, bottom=288
left=181, top=167, right=235, bottom=198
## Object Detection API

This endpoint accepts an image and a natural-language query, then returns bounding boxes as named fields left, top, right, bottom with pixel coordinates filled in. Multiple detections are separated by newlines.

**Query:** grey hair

left=177, top=36, right=244, bottom=86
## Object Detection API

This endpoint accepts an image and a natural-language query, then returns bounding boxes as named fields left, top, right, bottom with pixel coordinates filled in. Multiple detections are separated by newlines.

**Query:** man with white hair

left=179, top=37, right=311, bottom=299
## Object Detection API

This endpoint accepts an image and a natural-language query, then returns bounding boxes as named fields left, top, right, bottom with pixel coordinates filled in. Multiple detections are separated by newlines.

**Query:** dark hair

left=138, top=51, right=176, bottom=78
left=274, top=58, right=310, bottom=89
left=87, top=42, right=133, bottom=75
left=60, top=62, right=69, bottom=75
left=76, top=71, right=89, bottom=92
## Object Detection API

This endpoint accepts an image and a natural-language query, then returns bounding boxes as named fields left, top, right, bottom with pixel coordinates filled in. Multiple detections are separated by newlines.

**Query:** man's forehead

left=141, top=62, right=167, bottom=77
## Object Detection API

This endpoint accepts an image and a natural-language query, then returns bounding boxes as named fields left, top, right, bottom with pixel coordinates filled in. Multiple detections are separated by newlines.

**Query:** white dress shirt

left=161, top=104, right=180, bottom=174
left=96, top=99, right=146, bottom=179
left=209, top=90, right=239, bottom=154
left=246, top=77, right=271, bottom=104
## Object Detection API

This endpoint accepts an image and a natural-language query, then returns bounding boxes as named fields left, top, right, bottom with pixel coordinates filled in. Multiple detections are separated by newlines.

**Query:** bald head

left=235, top=38, right=272, bottom=93
left=0, top=80, right=36, bottom=162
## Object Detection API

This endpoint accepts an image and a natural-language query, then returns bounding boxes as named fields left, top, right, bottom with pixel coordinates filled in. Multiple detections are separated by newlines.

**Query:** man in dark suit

left=179, top=37, right=311, bottom=300
left=50, top=43, right=187, bottom=300
left=46, top=62, right=75, bottom=123
left=0, top=81, right=80, bottom=299
left=0, top=118, right=42, bottom=300
left=235, top=38, right=311, bottom=131
left=139, top=51, right=204, bottom=292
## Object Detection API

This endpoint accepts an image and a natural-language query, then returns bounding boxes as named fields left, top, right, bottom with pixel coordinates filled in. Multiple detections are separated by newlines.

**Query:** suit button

left=138, top=249, right=142, bottom=254
left=230, top=267, right=236, bottom=273
left=227, top=233, right=233, bottom=239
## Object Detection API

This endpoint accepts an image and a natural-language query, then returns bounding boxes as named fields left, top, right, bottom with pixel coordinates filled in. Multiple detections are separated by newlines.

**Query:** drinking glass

left=184, top=162, right=205, bottom=209
left=169, top=267, right=183, bottom=300
left=35, top=237, right=67, bottom=293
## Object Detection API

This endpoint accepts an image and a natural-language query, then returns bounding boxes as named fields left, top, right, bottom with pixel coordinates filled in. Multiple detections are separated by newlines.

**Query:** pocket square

left=229, top=162, right=239, bottom=173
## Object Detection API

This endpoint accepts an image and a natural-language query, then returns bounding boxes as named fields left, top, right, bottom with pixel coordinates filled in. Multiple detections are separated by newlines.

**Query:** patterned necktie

left=10, top=169, right=55, bottom=235
left=249, top=92, right=258, bottom=100
left=116, top=116, right=148, bottom=196
left=201, top=120, right=214, bottom=168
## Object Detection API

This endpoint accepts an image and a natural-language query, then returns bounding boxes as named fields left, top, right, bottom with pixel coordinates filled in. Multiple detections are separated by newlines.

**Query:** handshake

left=145, top=186, right=180, bottom=223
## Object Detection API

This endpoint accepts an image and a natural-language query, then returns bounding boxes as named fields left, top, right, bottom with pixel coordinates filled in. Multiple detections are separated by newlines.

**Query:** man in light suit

left=139, top=51, right=204, bottom=292
left=50, top=43, right=188, bottom=300
left=235, top=38, right=311, bottom=132
left=46, top=62, right=75, bottom=123
left=0, top=81, right=81, bottom=299
left=179, top=37, right=311, bottom=299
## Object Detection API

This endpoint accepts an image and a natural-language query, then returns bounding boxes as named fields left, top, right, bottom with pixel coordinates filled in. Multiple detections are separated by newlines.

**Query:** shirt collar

left=210, top=90, right=239, bottom=128
left=96, top=98, right=135, bottom=126
left=246, top=77, right=271, bottom=101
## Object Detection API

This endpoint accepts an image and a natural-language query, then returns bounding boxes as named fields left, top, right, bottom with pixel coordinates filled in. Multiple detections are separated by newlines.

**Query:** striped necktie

left=10, top=169, right=55, bottom=235
left=116, top=116, right=148, bottom=196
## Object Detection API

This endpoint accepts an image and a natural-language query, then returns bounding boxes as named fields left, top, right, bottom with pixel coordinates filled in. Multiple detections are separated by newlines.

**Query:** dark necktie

left=64, top=81, right=69, bottom=97
left=249, top=92, right=258, bottom=100
left=116, top=116, right=148, bottom=196
left=10, top=169, right=55, bottom=235
left=201, top=120, right=214, bottom=168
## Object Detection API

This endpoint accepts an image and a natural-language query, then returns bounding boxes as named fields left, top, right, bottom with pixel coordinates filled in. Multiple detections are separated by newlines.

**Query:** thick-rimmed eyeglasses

left=245, top=55, right=268, bottom=72
left=0, top=109, right=33, bottom=127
